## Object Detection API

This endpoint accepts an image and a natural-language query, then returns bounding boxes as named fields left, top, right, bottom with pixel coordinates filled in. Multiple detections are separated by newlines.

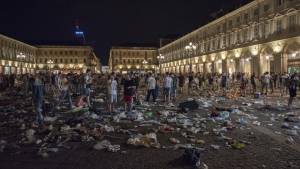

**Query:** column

left=252, top=55, right=260, bottom=75
left=222, top=59, right=228, bottom=73
left=235, top=58, right=240, bottom=73
left=211, top=62, right=215, bottom=73
left=273, top=52, right=288, bottom=74
left=203, top=63, right=207, bottom=74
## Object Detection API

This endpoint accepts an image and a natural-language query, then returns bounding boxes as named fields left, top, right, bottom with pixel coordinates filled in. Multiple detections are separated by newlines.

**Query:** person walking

left=107, top=75, right=118, bottom=113
left=164, top=72, right=173, bottom=103
left=83, top=69, right=92, bottom=107
left=32, top=73, right=45, bottom=128
left=146, top=73, right=156, bottom=102
left=288, top=74, right=298, bottom=109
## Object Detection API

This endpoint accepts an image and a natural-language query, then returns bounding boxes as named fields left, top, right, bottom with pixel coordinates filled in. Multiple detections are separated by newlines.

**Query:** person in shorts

left=107, top=74, right=118, bottom=113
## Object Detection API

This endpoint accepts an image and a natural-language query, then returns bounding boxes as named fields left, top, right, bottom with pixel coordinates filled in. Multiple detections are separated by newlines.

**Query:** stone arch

left=284, top=40, right=300, bottom=73
left=259, top=45, right=274, bottom=75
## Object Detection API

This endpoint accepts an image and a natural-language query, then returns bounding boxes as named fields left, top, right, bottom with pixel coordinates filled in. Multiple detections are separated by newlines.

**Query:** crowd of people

left=0, top=70, right=299, bottom=128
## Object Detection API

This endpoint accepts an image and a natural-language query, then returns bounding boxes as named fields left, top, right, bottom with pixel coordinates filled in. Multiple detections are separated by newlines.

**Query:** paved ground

left=1, top=88, right=300, bottom=169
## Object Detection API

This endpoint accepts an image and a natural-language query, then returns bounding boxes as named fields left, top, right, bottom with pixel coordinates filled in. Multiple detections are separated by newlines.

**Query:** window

left=236, top=16, right=240, bottom=25
left=44, top=59, right=47, bottom=63
left=84, top=59, right=87, bottom=63
left=276, top=0, right=284, bottom=7
left=244, top=13, right=249, bottom=24
left=65, top=59, right=68, bottom=63
left=60, top=51, right=63, bottom=55
left=276, top=19, right=282, bottom=34
left=70, top=59, right=73, bottom=63
left=264, top=4, right=270, bottom=12
left=289, top=15, right=296, bottom=31
left=55, top=59, right=58, bottom=63
left=254, top=24, right=259, bottom=39
left=75, top=59, right=78, bottom=63
left=60, top=59, right=63, bottom=63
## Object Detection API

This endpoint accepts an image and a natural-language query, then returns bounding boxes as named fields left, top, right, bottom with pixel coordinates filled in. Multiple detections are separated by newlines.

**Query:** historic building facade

left=0, top=34, right=101, bottom=74
left=159, top=0, right=300, bottom=75
left=0, top=34, right=37, bottom=74
left=109, top=46, right=158, bottom=73
left=36, top=46, right=101, bottom=73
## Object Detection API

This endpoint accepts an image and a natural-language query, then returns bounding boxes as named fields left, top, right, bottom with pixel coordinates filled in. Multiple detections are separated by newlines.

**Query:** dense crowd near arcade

left=0, top=70, right=299, bottom=130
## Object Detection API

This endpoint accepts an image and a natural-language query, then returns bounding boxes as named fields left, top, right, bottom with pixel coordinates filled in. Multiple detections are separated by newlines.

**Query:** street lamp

left=142, top=59, right=148, bottom=72
left=47, top=59, right=54, bottom=72
left=157, top=54, right=165, bottom=74
left=17, top=52, right=26, bottom=74
left=185, top=42, right=197, bottom=74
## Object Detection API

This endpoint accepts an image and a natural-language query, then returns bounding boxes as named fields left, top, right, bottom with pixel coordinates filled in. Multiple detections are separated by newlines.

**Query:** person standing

left=57, top=75, right=73, bottom=110
left=163, top=73, right=173, bottom=103
left=250, top=73, right=256, bottom=94
left=171, top=74, right=178, bottom=101
left=146, top=73, right=156, bottom=102
left=32, top=73, right=45, bottom=127
left=220, top=73, right=227, bottom=96
left=179, top=73, right=185, bottom=94
left=123, top=74, right=135, bottom=112
left=288, top=74, right=298, bottom=109
left=107, top=75, right=118, bottom=113
left=83, top=69, right=92, bottom=107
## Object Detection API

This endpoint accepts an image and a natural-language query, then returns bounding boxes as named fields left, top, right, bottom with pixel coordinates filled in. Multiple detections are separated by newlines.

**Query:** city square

left=1, top=0, right=300, bottom=169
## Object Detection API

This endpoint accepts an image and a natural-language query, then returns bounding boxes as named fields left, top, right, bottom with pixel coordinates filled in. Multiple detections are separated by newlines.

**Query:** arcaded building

left=109, top=46, right=158, bottom=73
left=158, top=0, right=300, bottom=75
left=0, top=34, right=101, bottom=74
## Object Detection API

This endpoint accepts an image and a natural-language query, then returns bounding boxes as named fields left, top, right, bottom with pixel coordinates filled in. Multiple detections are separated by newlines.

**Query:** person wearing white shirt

left=107, top=75, right=118, bottom=113
left=164, top=73, right=173, bottom=103
left=146, top=73, right=156, bottom=102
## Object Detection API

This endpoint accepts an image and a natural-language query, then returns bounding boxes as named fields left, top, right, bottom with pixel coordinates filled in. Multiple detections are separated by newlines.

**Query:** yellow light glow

left=211, top=54, right=216, bottom=61
left=59, top=64, right=64, bottom=68
left=250, top=45, right=259, bottom=55
left=8, top=61, right=12, bottom=66
left=1, top=60, right=5, bottom=66
left=272, top=42, right=283, bottom=53
left=202, top=55, right=207, bottom=62
left=234, top=49, right=241, bottom=58
left=221, top=52, right=227, bottom=60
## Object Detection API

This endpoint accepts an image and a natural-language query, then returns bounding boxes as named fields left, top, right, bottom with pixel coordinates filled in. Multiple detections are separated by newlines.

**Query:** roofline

left=159, top=0, right=259, bottom=50
left=111, top=46, right=158, bottom=50
left=0, top=33, right=37, bottom=49
left=36, top=45, right=93, bottom=49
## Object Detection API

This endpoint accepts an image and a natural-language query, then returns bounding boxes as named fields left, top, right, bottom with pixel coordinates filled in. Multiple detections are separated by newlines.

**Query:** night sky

left=0, top=0, right=250, bottom=65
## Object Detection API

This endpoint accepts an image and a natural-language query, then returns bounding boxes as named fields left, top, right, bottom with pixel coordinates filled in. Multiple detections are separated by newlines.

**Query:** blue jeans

left=58, top=90, right=73, bottom=108
left=33, top=85, right=44, bottom=125
left=146, top=89, right=156, bottom=102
